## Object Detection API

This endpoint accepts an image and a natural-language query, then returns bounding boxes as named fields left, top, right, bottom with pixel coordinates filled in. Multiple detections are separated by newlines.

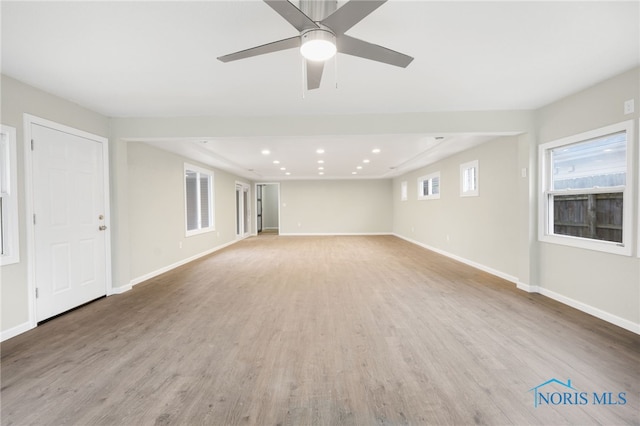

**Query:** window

left=460, top=160, right=479, bottom=197
left=400, top=181, right=408, bottom=201
left=539, top=120, right=633, bottom=255
left=184, top=164, right=214, bottom=236
left=417, top=172, right=440, bottom=200
left=1, top=124, right=19, bottom=265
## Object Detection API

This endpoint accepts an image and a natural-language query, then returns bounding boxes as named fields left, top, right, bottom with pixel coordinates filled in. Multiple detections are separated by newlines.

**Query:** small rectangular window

left=418, top=172, right=440, bottom=200
left=400, top=181, right=408, bottom=201
left=184, top=164, right=214, bottom=236
left=460, top=160, right=479, bottom=197
left=539, top=120, right=633, bottom=255
left=1, top=124, right=19, bottom=265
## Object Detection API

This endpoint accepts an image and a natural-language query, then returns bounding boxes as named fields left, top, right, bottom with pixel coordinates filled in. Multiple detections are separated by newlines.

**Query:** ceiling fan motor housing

left=300, top=27, right=337, bottom=61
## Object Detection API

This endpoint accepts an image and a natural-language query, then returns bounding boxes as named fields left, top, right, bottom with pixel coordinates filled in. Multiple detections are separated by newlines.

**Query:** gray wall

left=391, top=66, right=640, bottom=330
left=280, top=179, right=393, bottom=235
left=534, top=67, right=640, bottom=327
left=0, top=75, right=110, bottom=333
left=2, top=67, right=638, bottom=338
left=128, top=142, right=246, bottom=281
left=393, top=136, right=521, bottom=279
left=262, top=184, right=279, bottom=230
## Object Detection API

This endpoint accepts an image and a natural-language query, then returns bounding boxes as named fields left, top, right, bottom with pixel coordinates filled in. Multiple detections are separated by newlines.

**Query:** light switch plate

left=624, top=99, right=634, bottom=115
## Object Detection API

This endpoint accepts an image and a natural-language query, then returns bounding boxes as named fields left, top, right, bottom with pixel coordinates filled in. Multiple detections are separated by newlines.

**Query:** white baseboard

left=393, top=233, right=639, bottom=335
left=1, top=321, right=34, bottom=342
left=109, top=284, right=132, bottom=295
left=129, top=240, right=237, bottom=286
left=516, top=281, right=536, bottom=292
left=279, top=232, right=393, bottom=236
left=1, top=242, right=238, bottom=342
left=393, top=234, right=520, bottom=285
left=535, top=286, right=639, bottom=334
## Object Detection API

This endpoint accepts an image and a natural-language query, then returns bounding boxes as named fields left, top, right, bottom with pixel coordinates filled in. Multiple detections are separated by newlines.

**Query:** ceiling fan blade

left=263, top=0, right=319, bottom=32
left=306, top=60, right=325, bottom=90
left=217, top=36, right=300, bottom=63
left=337, top=34, right=413, bottom=68
left=321, top=0, right=387, bottom=34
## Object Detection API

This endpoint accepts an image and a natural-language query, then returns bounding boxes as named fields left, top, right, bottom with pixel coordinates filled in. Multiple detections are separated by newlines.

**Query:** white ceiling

left=2, top=1, right=639, bottom=180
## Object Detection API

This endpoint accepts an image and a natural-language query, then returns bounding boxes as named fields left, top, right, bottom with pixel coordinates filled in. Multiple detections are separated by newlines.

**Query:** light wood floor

left=2, top=236, right=639, bottom=425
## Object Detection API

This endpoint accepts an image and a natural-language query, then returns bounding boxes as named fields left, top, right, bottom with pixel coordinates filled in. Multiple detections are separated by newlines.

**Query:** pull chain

left=301, top=57, right=306, bottom=99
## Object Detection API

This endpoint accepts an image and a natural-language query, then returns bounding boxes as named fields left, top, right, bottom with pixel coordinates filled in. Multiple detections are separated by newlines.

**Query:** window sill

left=185, top=227, right=215, bottom=238
left=538, top=233, right=631, bottom=256
left=1, top=254, right=20, bottom=267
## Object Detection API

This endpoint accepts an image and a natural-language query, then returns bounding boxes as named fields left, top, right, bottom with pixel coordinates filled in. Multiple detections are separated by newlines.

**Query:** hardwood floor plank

left=2, top=236, right=639, bottom=425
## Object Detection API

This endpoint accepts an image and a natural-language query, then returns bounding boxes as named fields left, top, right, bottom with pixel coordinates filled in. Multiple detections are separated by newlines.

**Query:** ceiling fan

left=217, top=0, right=413, bottom=90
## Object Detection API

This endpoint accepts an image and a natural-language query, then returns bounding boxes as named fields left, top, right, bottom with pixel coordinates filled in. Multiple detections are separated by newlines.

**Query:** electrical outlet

left=624, top=99, right=634, bottom=115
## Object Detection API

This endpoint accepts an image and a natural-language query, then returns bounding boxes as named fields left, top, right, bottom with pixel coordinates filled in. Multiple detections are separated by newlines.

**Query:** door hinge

left=31, top=139, right=34, bottom=151
left=35, top=288, right=39, bottom=298
left=33, top=214, right=36, bottom=225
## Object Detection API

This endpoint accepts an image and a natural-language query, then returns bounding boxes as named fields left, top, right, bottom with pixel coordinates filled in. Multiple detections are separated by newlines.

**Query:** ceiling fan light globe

left=300, top=29, right=336, bottom=62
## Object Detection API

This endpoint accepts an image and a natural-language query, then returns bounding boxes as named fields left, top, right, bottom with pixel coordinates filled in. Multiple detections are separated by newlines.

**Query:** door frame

left=23, top=114, right=113, bottom=329
left=235, top=181, right=251, bottom=239
left=254, top=182, right=280, bottom=235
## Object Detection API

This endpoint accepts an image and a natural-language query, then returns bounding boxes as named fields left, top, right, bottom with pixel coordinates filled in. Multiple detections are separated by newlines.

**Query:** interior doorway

left=24, top=115, right=112, bottom=324
left=235, top=182, right=250, bottom=239
left=255, top=183, right=280, bottom=235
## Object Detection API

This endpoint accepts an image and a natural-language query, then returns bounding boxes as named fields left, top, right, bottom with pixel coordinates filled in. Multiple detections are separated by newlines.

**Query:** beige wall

left=262, top=184, right=279, bottom=229
left=393, top=136, right=521, bottom=279
left=391, top=67, right=640, bottom=331
left=280, top=179, right=393, bottom=234
left=127, top=142, right=245, bottom=281
left=534, top=67, right=640, bottom=327
left=2, top=67, right=638, bottom=338
left=0, top=75, right=110, bottom=334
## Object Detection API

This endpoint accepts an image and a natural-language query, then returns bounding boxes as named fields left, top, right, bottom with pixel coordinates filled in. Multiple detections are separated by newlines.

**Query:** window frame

left=0, top=124, right=20, bottom=266
left=400, top=181, right=408, bottom=201
left=184, top=163, right=215, bottom=237
left=417, top=172, right=440, bottom=200
left=538, top=120, right=634, bottom=256
left=460, top=160, right=479, bottom=197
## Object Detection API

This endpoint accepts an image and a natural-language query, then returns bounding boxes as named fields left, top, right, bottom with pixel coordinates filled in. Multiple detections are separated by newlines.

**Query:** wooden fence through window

left=553, top=192, right=623, bottom=243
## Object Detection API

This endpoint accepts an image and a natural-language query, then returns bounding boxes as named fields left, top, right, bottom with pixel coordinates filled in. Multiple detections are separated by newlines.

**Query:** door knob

left=99, top=225, right=107, bottom=231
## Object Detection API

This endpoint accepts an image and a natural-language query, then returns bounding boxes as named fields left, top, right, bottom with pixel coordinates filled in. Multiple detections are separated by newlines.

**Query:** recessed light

left=363, top=159, right=370, bottom=163
left=261, top=149, right=271, bottom=155
left=318, top=160, right=325, bottom=164
left=273, top=160, right=280, bottom=164
left=352, top=171, right=357, bottom=175
left=319, top=172, right=324, bottom=175
left=286, top=172, right=291, bottom=176
left=318, top=166, right=324, bottom=170
left=372, top=148, right=381, bottom=154
left=356, top=166, right=363, bottom=170
left=316, top=148, right=325, bottom=154
left=280, top=167, right=286, bottom=171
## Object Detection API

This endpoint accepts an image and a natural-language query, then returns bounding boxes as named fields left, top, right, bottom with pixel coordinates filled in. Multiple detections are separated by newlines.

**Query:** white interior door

left=235, top=183, right=250, bottom=238
left=32, top=123, right=108, bottom=321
